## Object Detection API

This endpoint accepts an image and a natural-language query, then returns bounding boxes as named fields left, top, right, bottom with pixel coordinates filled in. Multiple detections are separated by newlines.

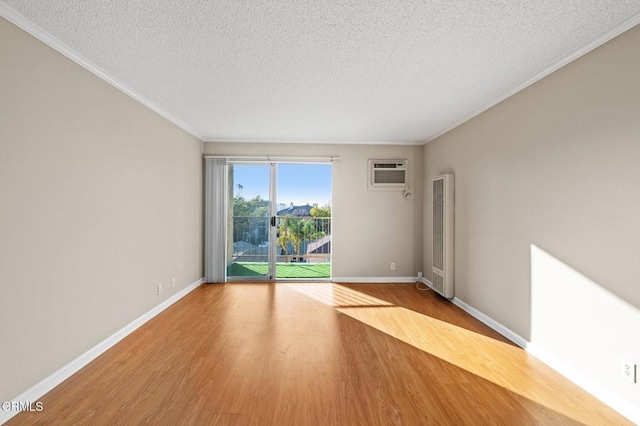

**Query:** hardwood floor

left=9, top=283, right=630, bottom=425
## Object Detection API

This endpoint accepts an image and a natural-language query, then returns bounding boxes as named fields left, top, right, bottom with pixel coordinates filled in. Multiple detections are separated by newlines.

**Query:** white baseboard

left=331, top=276, right=420, bottom=283
left=0, top=278, right=203, bottom=425
left=450, top=296, right=639, bottom=424
left=526, top=343, right=640, bottom=424
left=451, top=297, right=529, bottom=348
left=419, top=277, right=435, bottom=291
left=4, top=279, right=636, bottom=424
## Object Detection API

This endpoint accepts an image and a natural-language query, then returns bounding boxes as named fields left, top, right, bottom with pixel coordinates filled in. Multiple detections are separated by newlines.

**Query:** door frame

left=225, top=159, right=333, bottom=282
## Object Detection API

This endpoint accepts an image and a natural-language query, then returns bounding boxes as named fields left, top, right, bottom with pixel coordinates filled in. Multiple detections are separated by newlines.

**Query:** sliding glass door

left=226, top=162, right=331, bottom=281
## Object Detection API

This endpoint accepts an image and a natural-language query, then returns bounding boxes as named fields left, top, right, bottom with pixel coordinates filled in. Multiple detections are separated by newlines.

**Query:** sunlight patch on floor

left=288, top=282, right=614, bottom=425
left=286, top=283, right=393, bottom=307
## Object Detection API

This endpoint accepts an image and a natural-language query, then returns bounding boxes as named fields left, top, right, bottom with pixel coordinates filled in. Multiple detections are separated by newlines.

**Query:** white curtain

left=205, top=158, right=227, bottom=283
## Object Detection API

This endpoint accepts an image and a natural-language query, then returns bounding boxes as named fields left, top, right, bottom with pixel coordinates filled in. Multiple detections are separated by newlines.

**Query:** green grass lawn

left=227, top=262, right=330, bottom=279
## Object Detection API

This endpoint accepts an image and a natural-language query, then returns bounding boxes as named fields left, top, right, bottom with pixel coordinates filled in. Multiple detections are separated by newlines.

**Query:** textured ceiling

left=2, top=1, right=640, bottom=143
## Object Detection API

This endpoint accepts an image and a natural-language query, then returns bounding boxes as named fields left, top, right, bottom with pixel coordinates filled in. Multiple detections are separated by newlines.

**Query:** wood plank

left=8, top=283, right=631, bottom=425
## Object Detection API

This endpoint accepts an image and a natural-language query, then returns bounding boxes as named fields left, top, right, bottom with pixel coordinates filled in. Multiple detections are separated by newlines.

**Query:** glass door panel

left=226, top=164, right=272, bottom=279
left=275, top=163, right=332, bottom=279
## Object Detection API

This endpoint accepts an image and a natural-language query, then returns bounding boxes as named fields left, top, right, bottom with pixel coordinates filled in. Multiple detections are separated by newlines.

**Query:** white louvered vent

left=368, top=160, right=407, bottom=190
left=431, top=174, right=454, bottom=298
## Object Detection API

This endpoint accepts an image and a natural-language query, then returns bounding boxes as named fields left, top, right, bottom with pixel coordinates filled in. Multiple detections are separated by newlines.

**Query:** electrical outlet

left=171, top=278, right=176, bottom=288
left=417, top=271, right=423, bottom=278
left=390, top=262, right=396, bottom=270
left=157, top=284, right=163, bottom=295
left=622, top=360, right=636, bottom=383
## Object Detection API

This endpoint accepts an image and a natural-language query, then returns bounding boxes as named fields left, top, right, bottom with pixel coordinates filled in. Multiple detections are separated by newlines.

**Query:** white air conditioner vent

left=368, top=160, right=407, bottom=190
left=431, top=174, right=454, bottom=298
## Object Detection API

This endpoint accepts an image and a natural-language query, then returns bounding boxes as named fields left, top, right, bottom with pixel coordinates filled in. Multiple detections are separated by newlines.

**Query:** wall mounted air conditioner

left=431, top=174, right=454, bottom=298
left=368, top=160, right=407, bottom=190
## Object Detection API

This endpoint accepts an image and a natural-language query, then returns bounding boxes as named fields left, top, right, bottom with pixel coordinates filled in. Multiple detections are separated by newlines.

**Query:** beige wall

left=423, top=25, right=640, bottom=413
left=204, top=143, right=423, bottom=279
left=4, top=5, right=636, bottom=418
left=0, top=18, right=203, bottom=402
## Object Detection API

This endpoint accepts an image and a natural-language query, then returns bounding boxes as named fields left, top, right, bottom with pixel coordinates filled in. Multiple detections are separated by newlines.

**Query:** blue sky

left=233, top=164, right=332, bottom=207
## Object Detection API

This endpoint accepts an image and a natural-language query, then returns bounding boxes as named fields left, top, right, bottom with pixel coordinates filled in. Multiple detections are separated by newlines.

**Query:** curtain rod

left=204, top=155, right=341, bottom=162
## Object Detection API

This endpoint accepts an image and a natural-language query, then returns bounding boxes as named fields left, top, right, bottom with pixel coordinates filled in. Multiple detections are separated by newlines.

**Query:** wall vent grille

left=431, top=174, right=454, bottom=298
left=433, top=178, right=444, bottom=270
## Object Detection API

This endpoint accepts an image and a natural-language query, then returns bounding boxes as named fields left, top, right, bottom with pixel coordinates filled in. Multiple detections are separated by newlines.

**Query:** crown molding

left=0, top=3, right=204, bottom=141
left=3, top=2, right=638, bottom=147
left=203, top=138, right=423, bottom=146
left=422, top=11, right=640, bottom=144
